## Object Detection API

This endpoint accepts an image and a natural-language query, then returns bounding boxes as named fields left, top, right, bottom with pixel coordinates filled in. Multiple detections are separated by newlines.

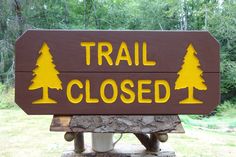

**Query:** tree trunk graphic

left=32, top=87, right=57, bottom=104
left=179, top=86, right=203, bottom=104
left=43, top=87, right=49, bottom=101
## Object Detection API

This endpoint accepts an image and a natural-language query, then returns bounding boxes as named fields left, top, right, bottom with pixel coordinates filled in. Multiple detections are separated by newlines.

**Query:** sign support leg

left=149, top=133, right=160, bottom=152
left=134, top=133, right=160, bottom=152
left=74, top=133, right=85, bottom=153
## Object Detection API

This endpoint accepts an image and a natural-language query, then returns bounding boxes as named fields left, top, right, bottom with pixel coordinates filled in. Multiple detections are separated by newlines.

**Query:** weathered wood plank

left=50, top=116, right=72, bottom=132
left=50, top=115, right=184, bottom=133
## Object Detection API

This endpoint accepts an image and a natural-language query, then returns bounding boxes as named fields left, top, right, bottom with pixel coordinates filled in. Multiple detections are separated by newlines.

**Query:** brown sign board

left=15, top=30, right=220, bottom=115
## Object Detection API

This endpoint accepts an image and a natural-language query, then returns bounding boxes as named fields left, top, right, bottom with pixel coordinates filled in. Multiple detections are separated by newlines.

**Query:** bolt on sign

left=15, top=30, right=220, bottom=115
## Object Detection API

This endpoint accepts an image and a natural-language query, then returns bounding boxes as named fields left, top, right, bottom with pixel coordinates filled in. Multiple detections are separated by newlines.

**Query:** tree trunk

left=92, top=0, right=100, bottom=29
left=188, top=86, right=194, bottom=100
left=183, top=0, right=188, bottom=30
left=204, top=5, right=208, bottom=30
left=43, top=87, right=49, bottom=100
left=63, top=0, right=69, bottom=24
left=0, top=1, right=7, bottom=39
left=83, top=0, right=87, bottom=29
left=13, top=0, right=24, bottom=35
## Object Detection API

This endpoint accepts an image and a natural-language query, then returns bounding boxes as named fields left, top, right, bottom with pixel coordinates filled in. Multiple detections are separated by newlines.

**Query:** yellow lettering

left=120, top=79, right=135, bottom=104
left=85, top=80, right=99, bottom=103
left=115, top=42, right=132, bottom=66
left=98, top=42, right=113, bottom=65
left=154, top=80, right=170, bottom=103
left=67, top=79, right=83, bottom=104
left=100, top=79, right=118, bottom=103
left=138, top=80, right=152, bottom=103
left=143, top=42, right=156, bottom=66
left=80, top=42, right=96, bottom=65
left=134, top=42, right=139, bottom=66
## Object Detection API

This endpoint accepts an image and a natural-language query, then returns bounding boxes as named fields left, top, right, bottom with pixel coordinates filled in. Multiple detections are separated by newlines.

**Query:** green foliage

left=0, top=85, right=16, bottom=109
left=220, top=61, right=236, bottom=94
left=188, top=115, right=204, bottom=119
left=0, top=83, right=6, bottom=91
left=207, top=124, right=220, bottom=129
left=180, top=106, right=236, bottom=130
left=180, top=115, right=205, bottom=127
left=207, top=0, right=236, bottom=100
left=216, top=100, right=236, bottom=115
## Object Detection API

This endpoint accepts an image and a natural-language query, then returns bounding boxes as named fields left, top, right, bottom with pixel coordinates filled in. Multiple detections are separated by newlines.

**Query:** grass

left=0, top=109, right=69, bottom=157
left=0, top=88, right=16, bottom=109
left=169, top=125, right=236, bottom=157
left=180, top=107, right=236, bottom=131
left=0, top=109, right=236, bottom=157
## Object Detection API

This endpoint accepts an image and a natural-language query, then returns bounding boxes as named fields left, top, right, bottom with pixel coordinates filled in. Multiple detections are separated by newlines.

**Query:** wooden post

left=74, top=133, right=85, bottom=153
left=134, top=133, right=150, bottom=151
left=134, top=133, right=160, bottom=152
left=149, top=133, right=160, bottom=152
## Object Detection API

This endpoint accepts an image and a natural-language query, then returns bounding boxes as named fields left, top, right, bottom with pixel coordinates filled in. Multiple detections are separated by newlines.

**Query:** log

left=155, top=133, right=168, bottom=143
left=64, top=132, right=75, bottom=142
left=149, top=133, right=160, bottom=152
left=74, top=133, right=85, bottom=153
left=50, top=115, right=184, bottom=134
left=134, top=133, right=150, bottom=150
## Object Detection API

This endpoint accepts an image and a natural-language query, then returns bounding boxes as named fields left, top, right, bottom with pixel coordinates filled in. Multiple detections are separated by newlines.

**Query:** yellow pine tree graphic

left=29, top=42, right=62, bottom=104
left=175, top=44, right=207, bottom=104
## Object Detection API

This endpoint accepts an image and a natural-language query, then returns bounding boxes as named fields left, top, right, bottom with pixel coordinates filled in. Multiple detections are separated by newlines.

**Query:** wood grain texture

left=15, top=30, right=219, bottom=73
left=15, top=30, right=220, bottom=115
left=16, top=72, right=219, bottom=114
left=50, top=115, right=184, bottom=133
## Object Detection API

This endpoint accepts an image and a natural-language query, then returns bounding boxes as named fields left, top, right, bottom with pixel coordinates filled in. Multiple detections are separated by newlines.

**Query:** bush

left=0, top=83, right=6, bottom=92
left=180, top=115, right=205, bottom=127
left=0, top=85, right=16, bottom=109
left=216, top=100, right=235, bottom=116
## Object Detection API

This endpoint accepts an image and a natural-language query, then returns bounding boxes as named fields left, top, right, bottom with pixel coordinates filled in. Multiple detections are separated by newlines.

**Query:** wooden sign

left=15, top=30, right=220, bottom=115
